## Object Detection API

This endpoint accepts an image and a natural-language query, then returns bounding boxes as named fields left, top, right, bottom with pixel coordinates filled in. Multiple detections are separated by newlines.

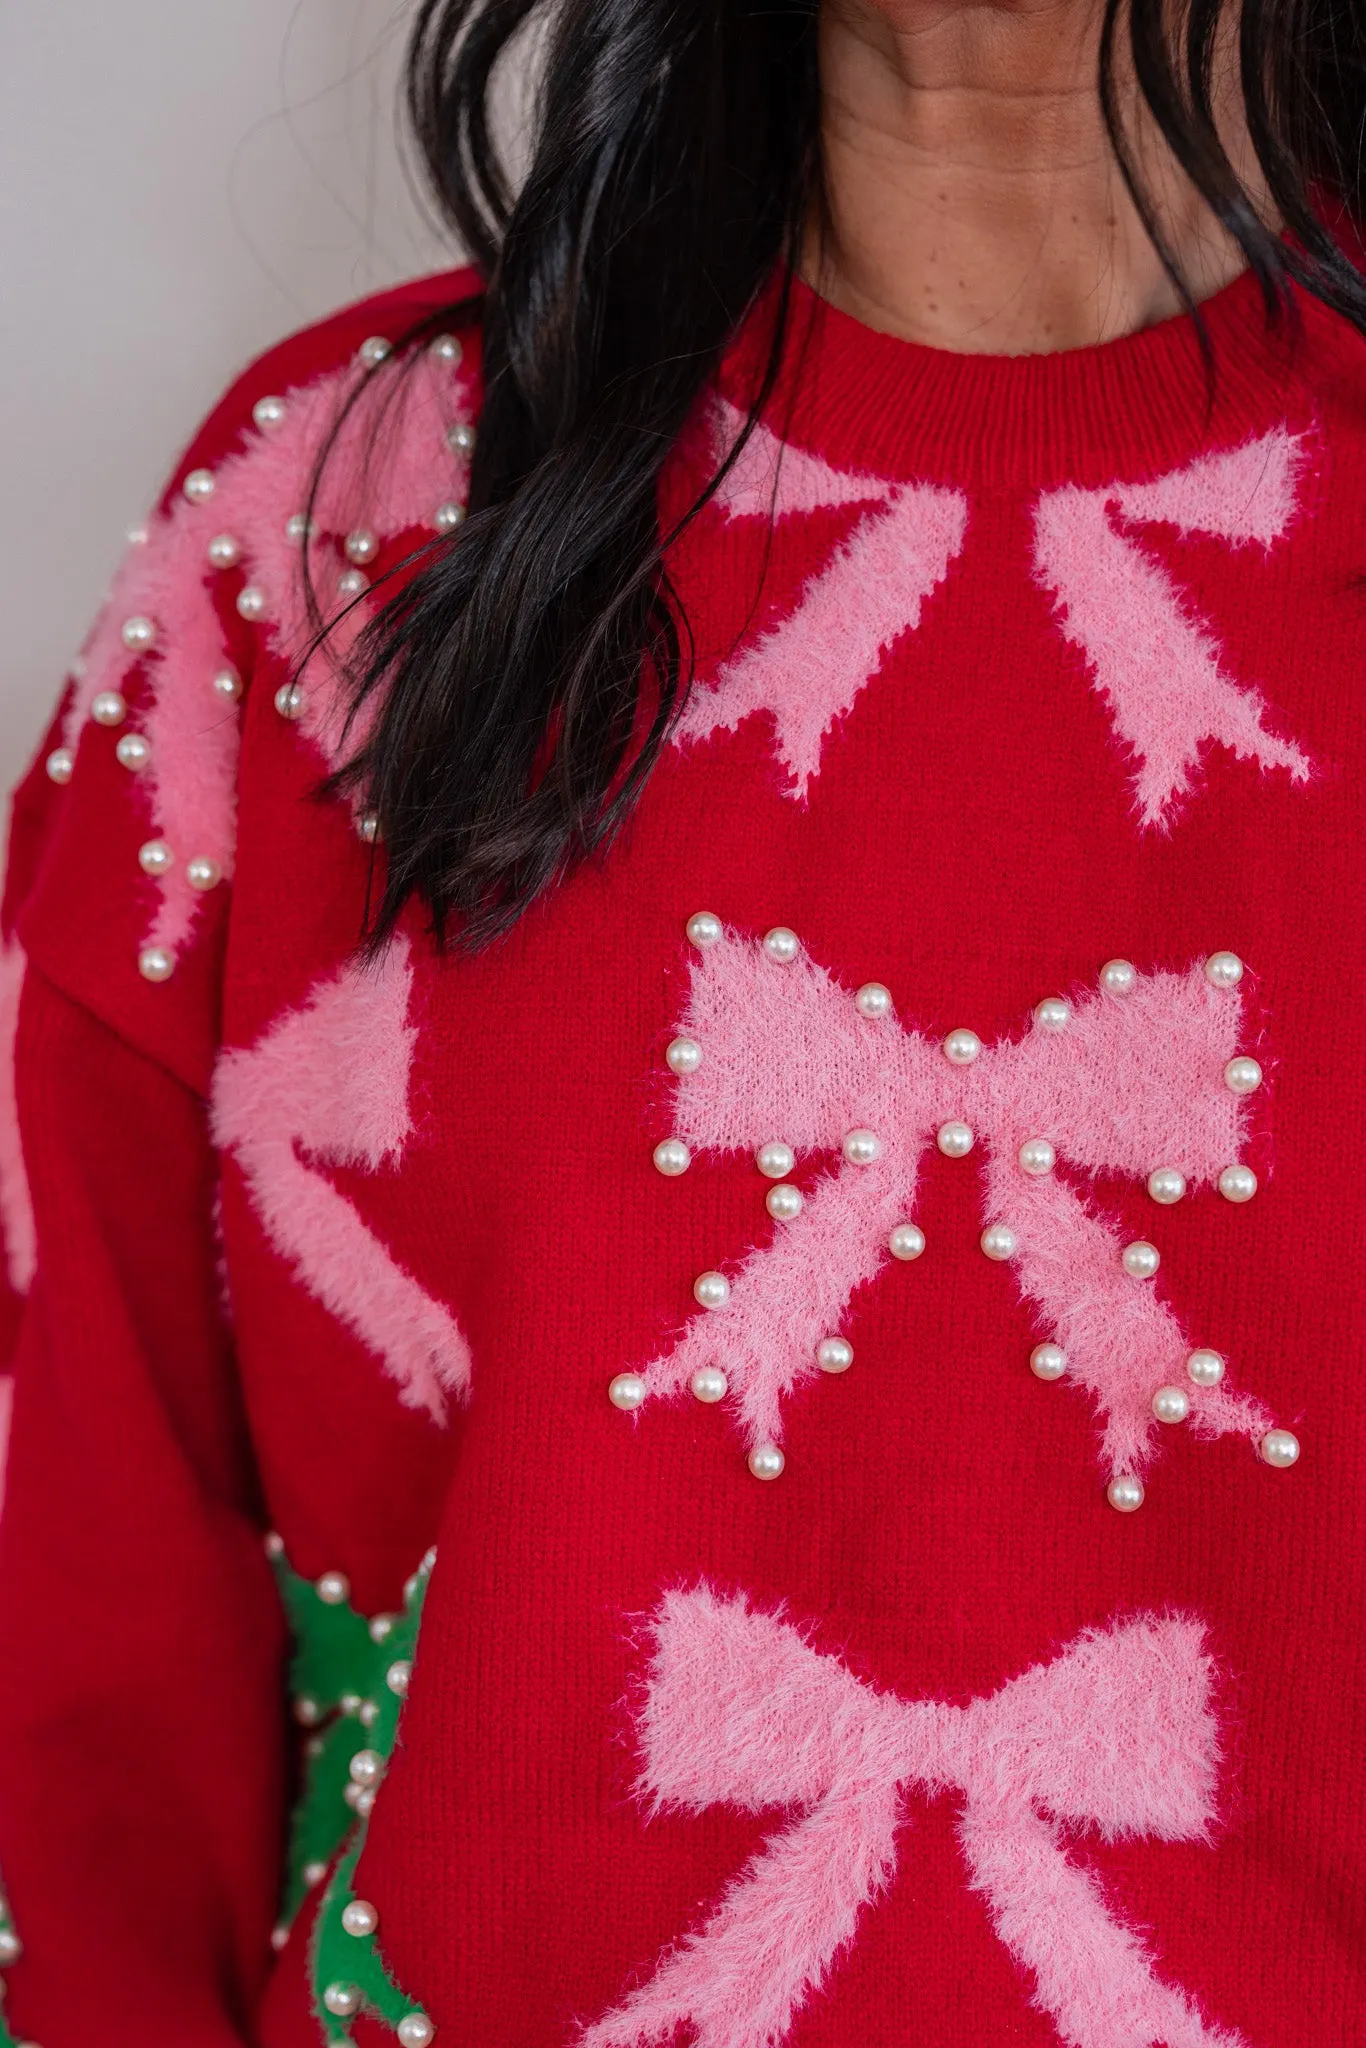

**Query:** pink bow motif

left=581, top=1584, right=1248, bottom=2048
left=627, top=926, right=1293, bottom=1500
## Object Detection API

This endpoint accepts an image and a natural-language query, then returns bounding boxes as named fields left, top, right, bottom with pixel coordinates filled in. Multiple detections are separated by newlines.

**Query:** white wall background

left=0, top=0, right=458, bottom=781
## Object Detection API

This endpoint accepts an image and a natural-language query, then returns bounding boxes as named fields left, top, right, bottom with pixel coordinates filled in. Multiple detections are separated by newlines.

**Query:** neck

left=810, top=0, right=1264, bottom=355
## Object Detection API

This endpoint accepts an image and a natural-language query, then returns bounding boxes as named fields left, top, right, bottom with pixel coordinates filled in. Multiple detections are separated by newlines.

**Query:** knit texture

left=0, top=261, right=1363, bottom=2047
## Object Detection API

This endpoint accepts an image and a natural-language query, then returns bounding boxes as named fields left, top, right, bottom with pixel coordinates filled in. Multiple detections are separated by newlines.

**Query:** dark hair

left=329, top=0, right=1366, bottom=950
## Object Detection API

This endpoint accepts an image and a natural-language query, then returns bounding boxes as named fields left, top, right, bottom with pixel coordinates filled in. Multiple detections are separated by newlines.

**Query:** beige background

left=0, top=0, right=456, bottom=780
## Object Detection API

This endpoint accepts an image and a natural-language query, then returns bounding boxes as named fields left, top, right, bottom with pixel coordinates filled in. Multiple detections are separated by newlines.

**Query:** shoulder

left=7, top=268, right=484, bottom=1093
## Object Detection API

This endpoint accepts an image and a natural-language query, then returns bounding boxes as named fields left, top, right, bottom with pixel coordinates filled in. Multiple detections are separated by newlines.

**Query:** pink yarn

left=675, top=407, right=968, bottom=799
left=0, top=939, right=35, bottom=1295
left=639, top=929, right=1274, bottom=1480
left=582, top=1583, right=1245, bottom=2048
left=210, top=937, right=471, bottom=1422
left=1033, top=428, right=1312, bottom=827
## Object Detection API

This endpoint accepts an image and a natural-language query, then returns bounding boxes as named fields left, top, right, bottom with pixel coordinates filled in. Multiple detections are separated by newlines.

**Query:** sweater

left=0, top=257, right=1362, bottom=2048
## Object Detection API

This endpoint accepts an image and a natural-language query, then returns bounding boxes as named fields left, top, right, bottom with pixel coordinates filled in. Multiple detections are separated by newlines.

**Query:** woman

left=0, top=0, right=1361, bottom=2039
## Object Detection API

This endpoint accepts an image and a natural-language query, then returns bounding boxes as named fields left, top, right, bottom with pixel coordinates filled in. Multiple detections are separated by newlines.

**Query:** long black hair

left=327, top=0, right=1366, bottom=950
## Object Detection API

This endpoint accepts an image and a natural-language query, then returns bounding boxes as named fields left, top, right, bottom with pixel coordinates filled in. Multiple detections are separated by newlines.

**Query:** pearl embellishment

left=356, top=812, right=381, bottom=845
left=448, top=421, right=477, bottom=454
left=430, top=332, right=463, bottom=362
left=348, top=1748, right=384, bottom=1788
left=138, top=839, right=173, bottom=876
left=756, top=1142, right=795, bottom=1179
left=116, top=733, right=150, bottom=770
left=182, top=467, right=215, bottom=504
left=816, top=1336, right=853, bottom=1373
left=138, top=946, right=173, bottom=983
left=341, top=1899, right=379, bottom=1937
left=1218, top=1164, right=1258, bottom=1203
left=686, top=911, right=722, bottom=949
left=690, top=1365, right=728, bottom=1403
left=666, top=1036, right=702, bottom=1074
left=1224, top=1056, right=1262, bottom=1095
left=397, top=2014, right=437, bottom=2048
left=386, top=1659, right=411, bottom=1695
left=345, top=529, right=379, bottom=564
left=888, top=1222, right=925, bottom=1260
left=1204, top=951, right=1244, bottom=989
left=1121, top=1240, right=1160, bottom=1279
left=338, top=567, right=369, bottom=600
left=286, top=513, right=314, bottom=543
left=942, top=1028, right=981, bottom=1065
left=766, top=1183, right=803, bottom=1221
left=1018, top=1138, right=1055, bottom=1176
left=303, top=1860, right=328, bottom=1888
left=1100, top=959, right=1137, bottom=996
left=653, top=1139, right=690, bottom=1176
left=91, top=690, right=127, bottom=726
left=693, top=1270, right=730, bottom=1310
left=842, top=1129, right=882, bottom=1166
left=762, top=926, right=800, bottom=964
left=1107, top=1475, right=1145, bottom=1512
left=45, top=747, right=74, bottom=783
left=186, top=856, right=222, bottom=892
left=358, top=336, right=391, bottom=366
left=435, top=501, right=465, bottom=532
left=1034, top=996, right=1070, bottom=1032
left=1030, top=1342, right=1067, bottom=1380
left=855, top=982, right=892, bottom=1019
left=1147, top=1167, right=1187, bottom=1205
left=275, top=682, right=304, bottom=720
left=322, top=1983, right=361, bottom=2018
left=937, top=1121, right=974, bottom=1158
left=1152, top=1384, right=1191, bottom=1424
left=747, top=1443, right=785, bottom=1480
left=980, top=1222, right=1018, bottom=1261
left=608, top=1373, right=646, bottom=1411
left=212, top=668, right=243, bottom=701
left=0, top=1929, right=23, bottom=1964
left=315, top=1569, right=351, bottom=1605
left=253, top=395, right=287, bottom=431
left=206, top=534, right=241, bottom=569
left=1259, top=1428, right=1300, bottom=1468
left=236, top=585, right=266, bottom=621
left=1186, top=1349, right=1226, bottom=1386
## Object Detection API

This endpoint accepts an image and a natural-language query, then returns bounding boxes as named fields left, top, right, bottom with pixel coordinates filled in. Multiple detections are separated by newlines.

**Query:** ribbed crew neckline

left=719, top=262, right=1347, bottom=488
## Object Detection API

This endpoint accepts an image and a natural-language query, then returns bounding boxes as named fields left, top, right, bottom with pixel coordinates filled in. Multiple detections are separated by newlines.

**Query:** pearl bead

left=293, top=1694, right=322, bottom=1726
left=345, top=1782, right=376, bottom=1816
left=386, top=1658, right=411, bottom=1695
left=116, top=733, right=150, bottom=770
left=341, top=1899, right=379, bottom=1937
left=816, top=1336, right=853, bottom=1373
left=686, top=911, right=722, bottom=948
left=1186, top=1348, right=1226, bottom=1387
left=45, top=746, right=73, bottom=784
left=1107, top=1475, right=1145, bottom=1512
left=1100, top=958, right=1137, bottom=996
left=358, top=335, right=391, bottom=366
left=430, top=332, right=463, bottom=363
left=338, top=567, right=369, bottom=600
left=1147, top=1167, right=1187, bottom=1205
left=1152, top=1384, right=1191, bottom=1423
left=942, top=1028, right=981, bottom=1065
left=206, top=533, right=241, bottom=569
left=690, top=1365, right=728, bottom=1403
left=302, top=1860, right=328, bottom=1888
left=666, top=1036, right=702, bottom=1074
left=888, top=1221, right=925, bottom=1260
left=182, top=467, right=216, bottom=504
left=448, top=421, right=477, bottom=454
left=653, top=1139, right=691, bottom=1176
left=345, top=529, right=379, bottom=565
left=1204, top=951, right=1244, bottom=989
left=1224, top=1056, right=1262, bottom=1095
left=186, top=856, right=222, bottom=892
left=340, top=1692, right=362, bottom=1716
left=1018, top=1138, right=1056, bottom=1176
left=315, top=1569, right=351, bottom=1605
left=348, top=1748, right=384, bottom=1788
left=1034, top=995, right=1071, bottom=1032
left=1218, top=1163, right=1258, bottom=1203
left=286, top=513, right=315, bottom=543
left=1121, top=1240, right=1160, bottom=1279
left=756, top=1142, right=795, bottom=1179
left=138, top=946, right=173, bottom=983
left=980, top=1222, right=1018, bottom=1261
left=854, top=982, right=892, bottom=1019
left=1259, top=1427, right=1300, bottom=1469
left=271, top=1924, right=289, bottom=1952
left=322, top=1983, right=361, bottom=2018
left=0, top=1929, right=22, bottom=1964
left=762, top=926, right=800, bottom=964
left=127, top=522, right=150, bottom=545
left=1030, top=1342, right=1067, bottom=1380
left=253, top=395, right=287, bottom=431
left=138, top=838, right=173, bottom=876
left=397, top=2014, right=436, bottom=2048
left=275, top=682, right=304, bottom=720
left=212, top=667, right=243, bottom=701
left=435, top=501, right=465, bottom=532
left=766, top=1183, right=803, bottom=1221
left=747, top=1443, right=785, bottom=1480
left=122, top=614, right=157, bottom=652
left=263, top=1529, right=285, bottom=1558
left=356, top=811, right=382, bottom=845
left=91, top=689, right=127, bottom=726
left=236, top=585, right=266, bottom=621
left=693, top=1270, right=730, bottom=1310
left=369, top=1613, right=398, bottom=1644
left=608, top=1373, right=647, bottom=1411
left=842, top=1129, right=882, bottom=1166
left=937, top=1120, right=974, bottom=1158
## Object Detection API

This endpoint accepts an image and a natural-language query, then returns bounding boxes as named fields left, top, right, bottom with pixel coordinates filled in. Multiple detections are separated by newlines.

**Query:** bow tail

left=955, top=1798, right=1249, bottom=2048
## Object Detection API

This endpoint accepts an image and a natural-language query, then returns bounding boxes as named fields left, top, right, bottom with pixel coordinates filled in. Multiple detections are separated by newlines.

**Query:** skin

left=811, top=0, right=1272, bottom=352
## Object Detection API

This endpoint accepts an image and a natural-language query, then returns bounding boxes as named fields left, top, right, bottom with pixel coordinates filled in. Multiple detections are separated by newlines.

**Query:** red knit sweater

left=0, top=261, right=1363, bottom=2048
